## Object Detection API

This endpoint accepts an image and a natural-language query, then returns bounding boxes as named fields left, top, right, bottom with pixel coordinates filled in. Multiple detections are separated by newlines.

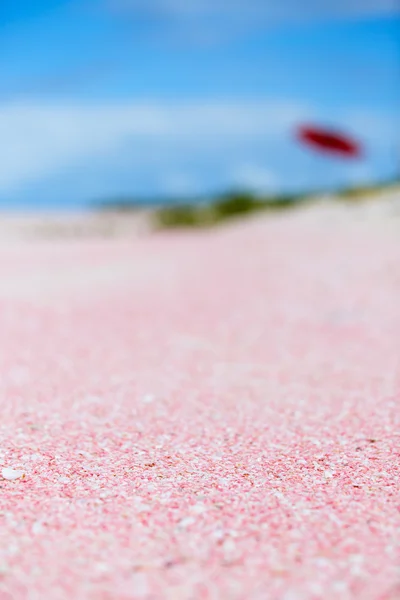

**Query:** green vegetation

left=213, top=191, right=264, bottom=218
left=337, top=178, right=400, bottom=202
left=156, top=204, right=209, bottom=229
left=153, top=191, right=303, bottom=230
left=93, top=177, right=400, bottom=230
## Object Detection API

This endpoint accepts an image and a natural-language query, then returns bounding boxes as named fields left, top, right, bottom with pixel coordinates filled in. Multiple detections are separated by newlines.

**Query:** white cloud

left=341, top=110, right=397, bottom=148
left=160, top=172, right=200, bottom=196
left=233, top=164, right=278, bottom=194
left=105, top=0, right=398, bottom=47
left=346, top=164, right=374, bottom=187
left=0, top=98, right=394, bottom=198
left=108, top=0, right=398, bottom=24
left=0, top=99, right=309, bottom=193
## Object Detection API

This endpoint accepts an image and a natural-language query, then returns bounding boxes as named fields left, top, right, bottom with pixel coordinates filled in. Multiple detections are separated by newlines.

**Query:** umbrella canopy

left=296, top=125, right=362, bottom=159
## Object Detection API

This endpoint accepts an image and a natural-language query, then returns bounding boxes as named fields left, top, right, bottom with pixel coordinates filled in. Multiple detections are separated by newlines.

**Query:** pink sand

left=0, top=208, right=399, bottom=599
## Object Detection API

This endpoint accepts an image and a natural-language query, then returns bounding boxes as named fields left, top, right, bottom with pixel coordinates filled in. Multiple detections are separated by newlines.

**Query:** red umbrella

left=296, top=125, right=362, bottom=159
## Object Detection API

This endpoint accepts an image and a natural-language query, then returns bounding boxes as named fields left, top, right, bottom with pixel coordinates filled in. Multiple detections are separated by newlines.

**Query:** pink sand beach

left=0, top=196, right=399, bottom=599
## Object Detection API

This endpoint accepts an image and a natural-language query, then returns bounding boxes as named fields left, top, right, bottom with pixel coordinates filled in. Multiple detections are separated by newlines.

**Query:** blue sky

left=0, top=0, right=398, bottom=209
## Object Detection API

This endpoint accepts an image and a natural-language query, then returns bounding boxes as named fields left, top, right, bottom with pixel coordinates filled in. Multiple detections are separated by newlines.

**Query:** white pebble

left=142, top=394, right=155, bottom=404
left=1, top=468, right=25, bottom=481
left=223, top=538, right=236, bottom=552
left=211, top=528, right=225, bottom=540
left=191, top=503, right=207, bottom=514
left=324, top=470, right=335, bottom=479
left=32, top=521, right=44, bottom=535
left=178, top=517, right=196, bottom=529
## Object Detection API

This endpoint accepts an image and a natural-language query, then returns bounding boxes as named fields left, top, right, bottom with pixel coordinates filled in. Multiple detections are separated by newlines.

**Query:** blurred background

left=0, top=0, right=399, bottom=213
